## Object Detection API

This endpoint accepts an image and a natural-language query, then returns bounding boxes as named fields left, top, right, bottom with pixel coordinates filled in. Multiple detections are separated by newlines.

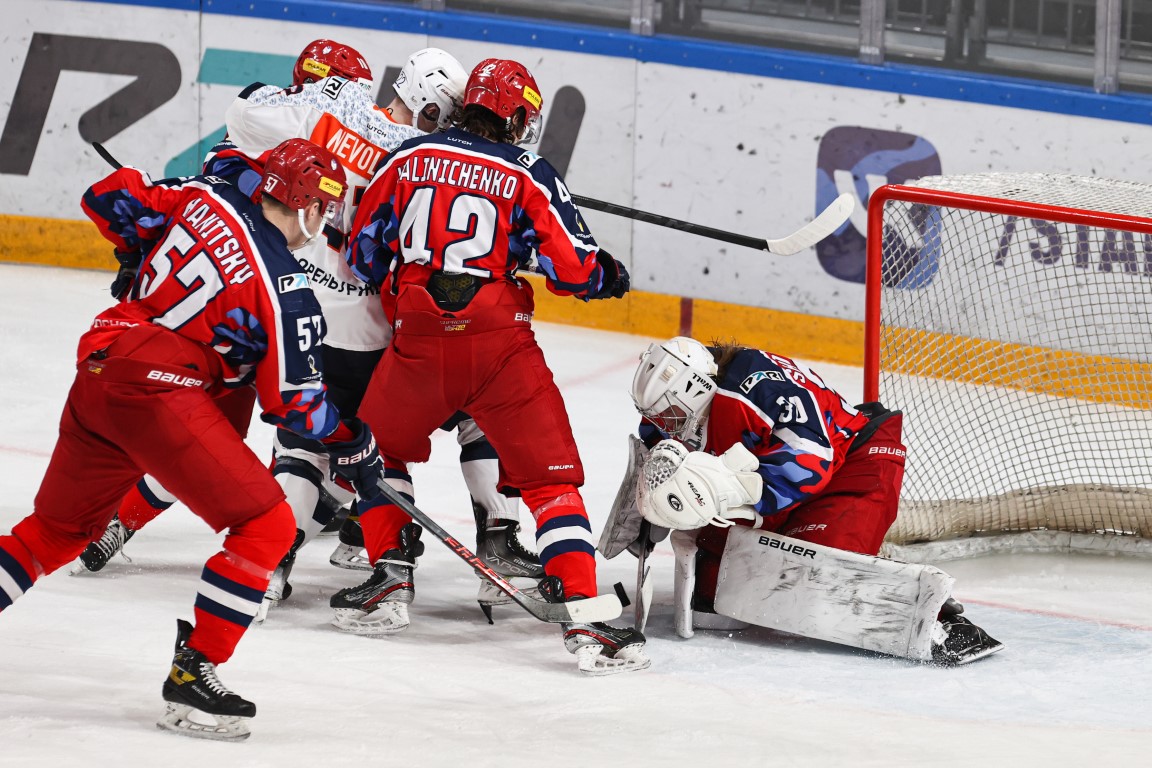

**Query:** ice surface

left=1, top=265, right=1149, bottom=767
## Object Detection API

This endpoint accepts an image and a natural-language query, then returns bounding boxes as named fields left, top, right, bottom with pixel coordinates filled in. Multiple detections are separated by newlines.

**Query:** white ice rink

left=1, top=264, right=1150, bottom=767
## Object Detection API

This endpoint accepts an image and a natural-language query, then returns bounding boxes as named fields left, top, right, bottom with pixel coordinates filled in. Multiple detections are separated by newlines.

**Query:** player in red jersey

left=626, top=336, right=1002, bottom=665
left=339, top=58, right=647, bottom=674
left=73, top=37, right=379, bottom=574
left=0, top=139, right=386, bottom=740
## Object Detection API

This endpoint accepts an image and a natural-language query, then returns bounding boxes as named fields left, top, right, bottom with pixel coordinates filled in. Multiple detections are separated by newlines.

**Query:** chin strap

left=296, top=209, right=326, bottom=246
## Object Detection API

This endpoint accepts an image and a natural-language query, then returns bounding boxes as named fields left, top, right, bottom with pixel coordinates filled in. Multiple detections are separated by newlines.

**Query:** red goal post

left=864, top=173, right=1152, bottom=561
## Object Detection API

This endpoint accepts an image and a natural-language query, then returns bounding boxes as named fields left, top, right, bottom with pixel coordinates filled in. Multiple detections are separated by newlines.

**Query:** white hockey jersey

left=222, top=77, right=424, bottom=351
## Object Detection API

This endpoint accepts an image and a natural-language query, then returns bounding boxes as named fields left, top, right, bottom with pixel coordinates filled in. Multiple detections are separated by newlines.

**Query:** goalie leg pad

left=714, top=526, right=953, bottom=661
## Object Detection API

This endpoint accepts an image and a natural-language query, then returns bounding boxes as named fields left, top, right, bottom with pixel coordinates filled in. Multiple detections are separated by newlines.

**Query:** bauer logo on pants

left=815, top=126, right=941, bottom=285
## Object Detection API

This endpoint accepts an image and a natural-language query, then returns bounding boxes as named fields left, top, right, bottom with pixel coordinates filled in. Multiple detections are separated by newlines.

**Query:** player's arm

left=514, top=160, right=629, bottom=300
left=202, top=139, right=268, bottom=201
left=80, top=167, right=182, bottom=256
left=346, top=161, right=403, bottom=288
left=728, top=372, right=839, bottom=516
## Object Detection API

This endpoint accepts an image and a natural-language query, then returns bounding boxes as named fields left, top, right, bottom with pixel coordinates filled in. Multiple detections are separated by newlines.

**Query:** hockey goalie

left=603, top=336, right=1003, bottom=666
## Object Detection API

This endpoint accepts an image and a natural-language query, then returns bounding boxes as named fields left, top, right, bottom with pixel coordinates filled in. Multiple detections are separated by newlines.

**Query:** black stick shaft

left=572, top=194, right=767, bottom=250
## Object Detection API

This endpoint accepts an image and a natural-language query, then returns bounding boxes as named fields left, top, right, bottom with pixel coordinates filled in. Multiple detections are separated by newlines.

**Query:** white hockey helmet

left=631, top=337, right=719, bottom=441
left=393, top=47, right=467, bottom=130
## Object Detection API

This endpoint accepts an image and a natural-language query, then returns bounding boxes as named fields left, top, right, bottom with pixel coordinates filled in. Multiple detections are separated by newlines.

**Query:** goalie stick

left=571, top=192, right=854, bottom=256
left=372, top=477, right=623, bottom=624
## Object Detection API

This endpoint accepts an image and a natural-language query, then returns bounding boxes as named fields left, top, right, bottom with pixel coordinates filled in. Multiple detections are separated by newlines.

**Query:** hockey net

left=865, top=173, right=1152, bottom=561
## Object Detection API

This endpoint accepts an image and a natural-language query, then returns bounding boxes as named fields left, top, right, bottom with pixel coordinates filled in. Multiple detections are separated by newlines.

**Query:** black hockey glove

left=326, top=418, right=385, bottom=501
left=110, top=249, right=142, bottom=301
left=590, top=250, right=630, bottom=300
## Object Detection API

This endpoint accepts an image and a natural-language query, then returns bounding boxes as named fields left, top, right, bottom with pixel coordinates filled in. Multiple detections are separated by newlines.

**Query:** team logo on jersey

left=517, top=151, right=539, bottom=168
left=321, top=77, right=346, bottom=100
left=278, top=273, right=310, bottom=293
left=739, top=370, right=784, bottom=393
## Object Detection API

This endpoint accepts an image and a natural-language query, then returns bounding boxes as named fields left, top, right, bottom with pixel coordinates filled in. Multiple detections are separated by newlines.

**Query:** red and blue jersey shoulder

left=80, top=170, right=340, bottom=440
left=707, top=349, right=869, bottom=517
left=202, top=139, right=269, bottom=201
left=349, top=129, right=608, bottom=298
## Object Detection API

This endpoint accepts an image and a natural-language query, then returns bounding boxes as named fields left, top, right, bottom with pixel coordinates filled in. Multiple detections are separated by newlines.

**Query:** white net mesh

left=871, top=173, right=1152, bottom=557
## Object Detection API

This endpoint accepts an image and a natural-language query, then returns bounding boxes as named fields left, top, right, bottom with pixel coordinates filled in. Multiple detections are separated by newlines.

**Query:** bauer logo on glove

left=638, top=440, right=764, bottom=530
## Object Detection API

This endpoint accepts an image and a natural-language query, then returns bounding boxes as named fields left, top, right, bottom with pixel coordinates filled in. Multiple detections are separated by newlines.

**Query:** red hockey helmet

left=463, top=58, right=543, bottom=144
left=293, top=39, right=374, bottom=92
left=261, top=138, right=347, bottom=221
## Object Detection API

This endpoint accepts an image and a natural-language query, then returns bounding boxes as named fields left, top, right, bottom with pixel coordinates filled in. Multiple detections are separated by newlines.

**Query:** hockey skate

left=540, top=577, right=651, bottom=676
left=475, top=506, right=545, bottom=619
left=157, top=619, right=255, bottom=742
left=253, top=529, right=303, bottom=625
left=330, top=523, right=423, bottom=636
left=329, top=506, right=371, bottom=571
left=930, top=600, right=1004, bottom=666
left=71, top=515, right=135, bottom=574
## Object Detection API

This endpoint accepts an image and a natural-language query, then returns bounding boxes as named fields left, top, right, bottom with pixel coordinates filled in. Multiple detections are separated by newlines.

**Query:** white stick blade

left=565, top=593, right=623, bottom=623
left=764, top=192, right=855, bottom=256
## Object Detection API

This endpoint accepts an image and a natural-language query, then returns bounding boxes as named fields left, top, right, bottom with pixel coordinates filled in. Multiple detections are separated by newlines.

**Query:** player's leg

left=130, top=386, right=293, bottom=739
left=1, top=373, right=144, bottom=611
left=447, top=415, right=544, bottom=613
left=468, top=328, right=648, bottom=673
left=327, top=335, right=445, bottom=635
left=76, top=386, right=256, bottom=574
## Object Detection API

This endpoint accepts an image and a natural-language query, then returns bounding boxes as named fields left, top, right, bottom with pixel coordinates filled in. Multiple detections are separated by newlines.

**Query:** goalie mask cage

left=864, top=173, right=1152, bottom=561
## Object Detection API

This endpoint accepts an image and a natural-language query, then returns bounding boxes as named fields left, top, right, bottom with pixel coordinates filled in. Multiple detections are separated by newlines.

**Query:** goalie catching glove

left=639, top=440, right=763, bottom=530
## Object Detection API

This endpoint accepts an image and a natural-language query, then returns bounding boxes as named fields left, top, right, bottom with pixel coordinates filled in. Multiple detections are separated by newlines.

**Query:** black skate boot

left=254, top=529, right=304, bottom=624
left=329, top=502, right=371, bottom=571
left=540, top=576, right=651, bottom=676
left=73, top=515, right=135, bottom=574
left=473, top=500, right=545, bottom=619
left=157, top=619, right=255, bottom=741
left=931, top=599, right=1004, bottom=665
left=330, top=523, right=424, bottom=635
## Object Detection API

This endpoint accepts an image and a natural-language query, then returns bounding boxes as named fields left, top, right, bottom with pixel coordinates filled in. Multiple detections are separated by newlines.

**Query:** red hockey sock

left=188, top=501, right=295, bottom=664
left=522, top=485, right=597, bottom=600
left=117, top=483, right=172, bottom=531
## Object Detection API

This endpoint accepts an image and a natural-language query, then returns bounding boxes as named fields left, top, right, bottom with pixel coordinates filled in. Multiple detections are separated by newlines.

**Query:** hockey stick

left=92, top=142, right=123, bottom=170
left=572, top=192, right=854, bottom=256
left=372, top=477, right=623, bottom=624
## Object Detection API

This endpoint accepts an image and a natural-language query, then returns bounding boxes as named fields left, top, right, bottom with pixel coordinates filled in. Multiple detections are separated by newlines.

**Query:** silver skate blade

left=331, top=604, right=410, bottom=636
left=329, top=544, right=372, bottom=571
left=574, top=645, right=652, bottom=676
left=156, top=703, right=251, bottom=741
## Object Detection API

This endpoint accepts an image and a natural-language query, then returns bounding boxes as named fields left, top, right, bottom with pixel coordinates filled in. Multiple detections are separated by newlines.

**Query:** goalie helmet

left=293, top=39, right=374, bottom=92
left=261, top=138, right=347, bottom=223
left=463, top=58, right=543, bottom=144
left=631, top=337, right=718, bottom=442
left=393, top=48, right=467, bottom=130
